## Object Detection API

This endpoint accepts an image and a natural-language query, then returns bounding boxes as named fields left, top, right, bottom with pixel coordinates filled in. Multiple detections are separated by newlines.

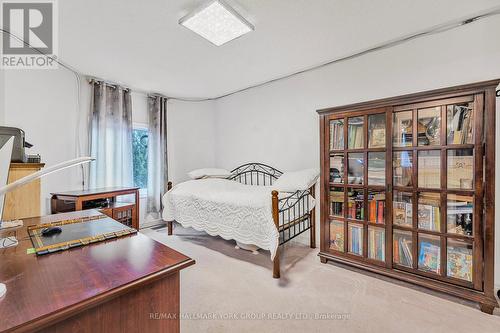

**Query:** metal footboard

left=270, top=185, right=316, bottom=279
left=276, top=188, right=314, bottom=245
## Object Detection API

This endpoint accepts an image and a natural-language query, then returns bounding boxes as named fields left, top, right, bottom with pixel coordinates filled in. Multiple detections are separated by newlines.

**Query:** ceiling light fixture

left=179, top=0, right=254, bottom=46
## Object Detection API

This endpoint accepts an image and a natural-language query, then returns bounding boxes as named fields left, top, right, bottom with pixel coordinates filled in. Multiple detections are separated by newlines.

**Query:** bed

left=162, top=163, right=316, bottom=278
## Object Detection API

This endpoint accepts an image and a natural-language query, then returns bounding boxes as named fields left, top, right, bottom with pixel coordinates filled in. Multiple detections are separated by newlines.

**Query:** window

left=132, top=126, right=148, bottom=189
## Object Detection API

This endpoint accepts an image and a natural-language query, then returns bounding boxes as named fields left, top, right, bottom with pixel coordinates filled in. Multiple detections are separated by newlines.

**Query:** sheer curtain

left=89, top=81, right=134, bottom=188
left=146, top=95, right=168, bottom=217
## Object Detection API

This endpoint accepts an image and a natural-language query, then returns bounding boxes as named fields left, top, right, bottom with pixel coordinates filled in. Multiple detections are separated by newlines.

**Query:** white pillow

left=188, top=168, right=231, bottom=180
left=273, top=168, right=320, bottom=192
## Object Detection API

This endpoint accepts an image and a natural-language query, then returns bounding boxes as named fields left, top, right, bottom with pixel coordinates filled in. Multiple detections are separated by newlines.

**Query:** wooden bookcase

left=317, top=80, right=499, bottom=313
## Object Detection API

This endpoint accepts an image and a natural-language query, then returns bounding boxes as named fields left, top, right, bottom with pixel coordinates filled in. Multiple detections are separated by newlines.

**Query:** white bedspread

left=162, top=179, right=314, bottom=260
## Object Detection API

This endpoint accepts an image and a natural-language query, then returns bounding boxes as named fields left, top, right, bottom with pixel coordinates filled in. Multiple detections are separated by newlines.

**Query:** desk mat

left=28, top=215, right=137, bottom=255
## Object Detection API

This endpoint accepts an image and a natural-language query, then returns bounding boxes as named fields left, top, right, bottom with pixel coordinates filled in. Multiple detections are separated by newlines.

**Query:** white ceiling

left=59, top=0, right=500, bottom=98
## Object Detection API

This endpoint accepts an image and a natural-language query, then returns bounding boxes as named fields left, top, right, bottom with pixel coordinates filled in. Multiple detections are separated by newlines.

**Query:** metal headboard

left=229, top=163, right=283, bottom=186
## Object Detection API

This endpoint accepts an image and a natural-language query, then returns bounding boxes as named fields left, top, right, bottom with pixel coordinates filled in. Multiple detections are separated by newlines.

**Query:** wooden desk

left=2, top=163, right=45, bottom=221
left=51, top=187, right=140, bottom=229
left=0, top=210, right=195, bottom=333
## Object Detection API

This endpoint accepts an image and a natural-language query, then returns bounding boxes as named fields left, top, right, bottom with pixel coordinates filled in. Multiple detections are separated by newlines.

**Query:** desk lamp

left=0, top=135, right=94, bottom=298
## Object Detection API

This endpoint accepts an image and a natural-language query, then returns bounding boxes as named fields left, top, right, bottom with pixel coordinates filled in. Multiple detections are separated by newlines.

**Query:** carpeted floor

left=142, top=224, right=500, bottom=333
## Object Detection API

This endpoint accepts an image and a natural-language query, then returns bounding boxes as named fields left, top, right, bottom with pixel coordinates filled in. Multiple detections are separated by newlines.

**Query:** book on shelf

left=447, top=245, right=473, bottom=282
left=329, top=222, right=344, bottom=251
left=355, top=128, right=363, bottom=148
left=347, top=191, right=364, bottom=219
left=393, top=202, right=406, bottom=225
left=368, top=228, right=385, bottom=261
left=369, top=128, right=385, bottom=147
left=331, top=202, right=343, bottom=216
left=394, top=236, right=413, bottom=267
left=368, top=165, right=385, bottom=185
left=377, top=202, right=384, bottom=223
left=349, top=192, right=364, bottom=219
left=418, top=154, right=441, bottom=188
left=418, top=241, right=440, bottom=273
left=393, top=240, right=400, bottom=262
left=330, top=187, right=344, bottom=202
left=393, top=201, right=413, bottom=226
left=447, top=155, right=473, bottom=189
left=348, top=122, right=363, bottom=148
left=417, top=204, right=440, bottom=231
left=348, top=201, right=364, bottom=220
left=330, top=191, right=344, bottom=201
left=368, top=194, right=385, bottom=224
left=330, top=121, right=344, bottom=150
left=448, top=105, right=473, bottom=144
left=369, top=201, right=376, bottom=222
left=406, top=203, right=413, bottom=224
left=349, top=225, right=363, bottom=255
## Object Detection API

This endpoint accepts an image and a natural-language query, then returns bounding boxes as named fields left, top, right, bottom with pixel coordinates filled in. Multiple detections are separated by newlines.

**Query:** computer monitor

left=0, top=136, right=14, bottom=221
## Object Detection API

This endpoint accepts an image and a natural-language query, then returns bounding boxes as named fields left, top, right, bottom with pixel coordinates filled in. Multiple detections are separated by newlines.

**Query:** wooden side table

left=50, top=187, right=140, bottom=229
left=2, top=163, right=45, bottom=221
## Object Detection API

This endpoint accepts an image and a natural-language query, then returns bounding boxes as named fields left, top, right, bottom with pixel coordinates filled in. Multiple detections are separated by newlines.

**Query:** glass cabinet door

left=390, top=95, right=480, bottom=287
left=393, top=111, right=413, bottom=147
left=330, top=154, right=345, bottom=184
left=447, top=102, right=474, bottom=144
left=327, top=112, right=387, bottom=266
left=348, top=117, right=364, bottom=149
left=417, top=107, right=441, bottom=146
left=329, top=119, right=344, bottom=150
left=393, top=151, right=413, bottom=187
left=368, top=113, right=386, bottom=148
left=368, top=152, right=385, bottom=185
left=418, top=150, right=440, bottom=188
left=447, top=149, right=473, bottom=190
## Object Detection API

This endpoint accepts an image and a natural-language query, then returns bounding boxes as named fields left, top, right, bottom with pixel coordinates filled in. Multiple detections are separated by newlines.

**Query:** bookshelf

left=317, top=80, right=499, bottom=314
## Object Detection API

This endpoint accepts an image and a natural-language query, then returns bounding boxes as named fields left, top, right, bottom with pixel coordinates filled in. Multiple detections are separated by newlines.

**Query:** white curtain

left=89, top=81, right=133, bottom=188
left=146, top=95, right=168, bottom=216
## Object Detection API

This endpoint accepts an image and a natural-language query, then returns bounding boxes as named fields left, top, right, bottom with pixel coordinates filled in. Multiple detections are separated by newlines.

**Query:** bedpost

left=166, top=181, right=173, bottom=236
left=272, top=190, right=280, bottom=279
left=310, top=184, right=316, bottom=249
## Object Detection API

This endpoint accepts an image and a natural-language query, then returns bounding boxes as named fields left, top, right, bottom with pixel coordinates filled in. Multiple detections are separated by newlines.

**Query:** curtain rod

left=87, top=77, right=136, bottom=93
left=1, top=5, right=499, bottom=102
left=87, top=76, right=168, bottom=98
